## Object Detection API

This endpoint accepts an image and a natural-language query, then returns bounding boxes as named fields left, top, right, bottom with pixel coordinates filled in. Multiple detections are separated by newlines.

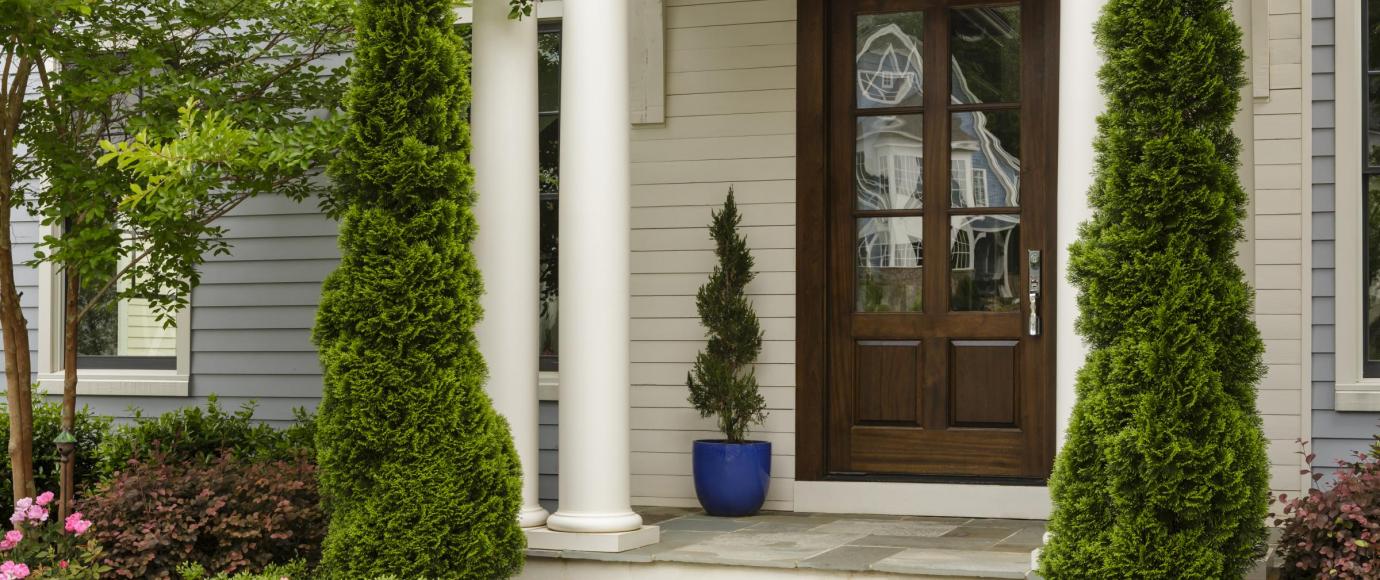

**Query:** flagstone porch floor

left=527, top=507, right=1046, bottom=578
left=525, top=507, right=1275, bottom=579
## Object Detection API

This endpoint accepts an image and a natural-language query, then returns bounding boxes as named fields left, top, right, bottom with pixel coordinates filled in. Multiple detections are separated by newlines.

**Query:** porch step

left=521, top=507, right=1043, bottom=579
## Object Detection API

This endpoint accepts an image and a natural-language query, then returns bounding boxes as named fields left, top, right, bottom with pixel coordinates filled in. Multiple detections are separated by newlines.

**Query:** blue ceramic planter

left=692, top=440, right=771, bottom=517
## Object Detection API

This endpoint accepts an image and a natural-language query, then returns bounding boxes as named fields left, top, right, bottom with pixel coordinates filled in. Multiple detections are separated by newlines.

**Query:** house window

left=1334, top=0, right=1380, bottom=409
left=538, top=23, right=560, bottom=372
left=1366, top=0, right=1380, bottom=378
left=36, top=225, right=191, bottom=396
left=973, top=168, right=988, bottom=207
left=68, top=261, right=177, bottom=370
left=949, top=159, right=968, bottom=207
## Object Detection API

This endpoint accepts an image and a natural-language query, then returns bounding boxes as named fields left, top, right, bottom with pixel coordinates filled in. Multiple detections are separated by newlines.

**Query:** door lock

left=1027, top=250, right=1041, bottom=336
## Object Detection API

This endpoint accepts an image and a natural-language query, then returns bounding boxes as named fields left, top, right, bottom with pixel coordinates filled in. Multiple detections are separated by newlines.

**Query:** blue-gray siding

left=1310, top=0, right=1380, bottom=471
left=13, top=194, right=560, bottom=499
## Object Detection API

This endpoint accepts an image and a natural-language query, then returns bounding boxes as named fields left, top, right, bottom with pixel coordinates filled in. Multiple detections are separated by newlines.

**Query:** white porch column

left=472, top=0, right=548, bottom=530
left=1055, top=0, right=1106, bottom=445
left=544, top=0, right=643, bottom=535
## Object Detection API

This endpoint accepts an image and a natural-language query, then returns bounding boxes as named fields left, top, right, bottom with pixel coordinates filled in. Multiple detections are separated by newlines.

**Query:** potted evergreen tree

left=687, top=188, right=770, bottom=517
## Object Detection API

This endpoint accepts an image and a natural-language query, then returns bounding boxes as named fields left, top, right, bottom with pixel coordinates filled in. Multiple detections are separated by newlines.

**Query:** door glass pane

left=857, top=217, right=924, bottom=312
left=857, top=115, right=924, bottom=210
left=950, top=5, right=1021, bottom=104
left=857, top=12, right=925, bottom=109
left=950, top=215, right=1020, bottom=312
left=951, top=111, right=1020, bottom=208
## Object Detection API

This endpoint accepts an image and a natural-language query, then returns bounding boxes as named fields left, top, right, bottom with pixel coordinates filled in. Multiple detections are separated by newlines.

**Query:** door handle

left=1027, top=250, right=1041, bottom=336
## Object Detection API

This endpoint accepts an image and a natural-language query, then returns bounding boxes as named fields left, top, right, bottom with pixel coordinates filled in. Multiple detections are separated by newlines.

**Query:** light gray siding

left=1310, top=0, right=1380, bottom=471
left=21, top=193, right=563, bottom=497
left=69, top=195, right=335, bottom=426
left=540, top=400, right=558, bottom=512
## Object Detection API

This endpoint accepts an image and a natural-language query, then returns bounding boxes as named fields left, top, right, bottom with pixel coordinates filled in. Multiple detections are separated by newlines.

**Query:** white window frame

left=34, top=222, right=190, bottom=397
left=1333, top=0, right=1380, bottom=411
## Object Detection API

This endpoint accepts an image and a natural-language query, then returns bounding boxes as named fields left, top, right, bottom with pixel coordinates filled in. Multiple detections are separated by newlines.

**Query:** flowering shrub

left=1272, top=439, right=1380, bottom=579
left=1, top=392, right=111, bottom=513
left=0, top=491, right=109, bottom=580
left=80, top=453, right=323, bottom=579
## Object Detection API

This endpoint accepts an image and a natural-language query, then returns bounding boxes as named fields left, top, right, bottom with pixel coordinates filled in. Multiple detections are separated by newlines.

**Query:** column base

left=525, top=525, right=660, bottom=553
left=545, top=510, right=643, bottom=533
left=519, top=505, right=551, bottom=529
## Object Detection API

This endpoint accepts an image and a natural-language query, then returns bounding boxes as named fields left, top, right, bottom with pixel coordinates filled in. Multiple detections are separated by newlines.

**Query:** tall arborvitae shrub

left=1040, top=1, right=1270, bottom=577
left=311, top=0, right=523, bottom=577
left=687, top=189, right=767, bottom=442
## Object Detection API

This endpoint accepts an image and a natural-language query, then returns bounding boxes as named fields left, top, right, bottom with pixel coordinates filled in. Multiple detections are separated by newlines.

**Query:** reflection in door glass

left=856, top=12, right=925, bottom=109
left=857, top=217, right=924, bottom=312
left=950, top=5, right=1021, bottom=105
left=856, top=115, right=924, bottom=211
left=950, top=111, right=1020, bottom=208
left=950, top=215, right=1020, bottom=312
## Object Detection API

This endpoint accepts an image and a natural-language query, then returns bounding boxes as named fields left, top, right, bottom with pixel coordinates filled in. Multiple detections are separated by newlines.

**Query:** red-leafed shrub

left=1272, top=440, right=1380, bottom=579
left=78, top=453, right=323, bottom=579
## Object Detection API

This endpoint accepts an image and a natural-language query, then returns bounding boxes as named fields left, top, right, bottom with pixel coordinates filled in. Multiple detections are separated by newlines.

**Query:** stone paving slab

left=800, top=545, right=907, bottom=571
left=872, top=548, right=1031, bottom=579
left=657, top=530, right=868, bottom=568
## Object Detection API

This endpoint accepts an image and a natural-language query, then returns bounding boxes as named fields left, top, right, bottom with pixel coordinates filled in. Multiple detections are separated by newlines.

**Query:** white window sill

left=37, top=371, right=189, bottom=397
left=1335, top=381, right=1380, bottom=412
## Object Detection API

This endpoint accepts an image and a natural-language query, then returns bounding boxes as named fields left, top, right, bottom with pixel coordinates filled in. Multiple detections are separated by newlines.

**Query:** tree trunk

left=0, top=56, right=36, bottom=505
left=60, top=269, right=78, bottom=519
left=0, top=209, right=35, bottom=504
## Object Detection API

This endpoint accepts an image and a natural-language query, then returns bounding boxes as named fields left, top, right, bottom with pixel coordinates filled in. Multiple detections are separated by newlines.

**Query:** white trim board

left=793, top=481, right=1052, bottom=520
left=1329, top=0, right=1380, bottom=411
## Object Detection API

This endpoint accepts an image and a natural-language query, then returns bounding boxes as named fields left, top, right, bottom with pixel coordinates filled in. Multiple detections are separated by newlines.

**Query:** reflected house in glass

left=949, top=97, right=1021, bottom=310
left=852, top=16, right=1022, bottom=312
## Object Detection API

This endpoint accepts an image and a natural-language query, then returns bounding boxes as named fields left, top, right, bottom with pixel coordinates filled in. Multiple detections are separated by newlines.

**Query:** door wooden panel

left=810, top=0, right=1058, bottom=481
left=855, top=341, right=922, bottom=425
left=950, top=340, right=1018, bottom=428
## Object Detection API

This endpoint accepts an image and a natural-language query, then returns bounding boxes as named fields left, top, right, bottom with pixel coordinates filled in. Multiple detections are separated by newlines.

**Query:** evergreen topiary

left=311, top=0, right=524, bottom=577
left=687, top=189, right=767, bottom=442
left=1039, top=1, right=1270, bottom=577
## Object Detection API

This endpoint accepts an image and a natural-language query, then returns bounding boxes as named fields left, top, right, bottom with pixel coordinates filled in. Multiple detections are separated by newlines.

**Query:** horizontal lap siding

left=72, top=195, right=336, bottom=420
left=1310, top=0, right=1380, bottom=475
left=1250, top=1, right=1309, bottom=496
left=629, top=0, right=798, bottom=511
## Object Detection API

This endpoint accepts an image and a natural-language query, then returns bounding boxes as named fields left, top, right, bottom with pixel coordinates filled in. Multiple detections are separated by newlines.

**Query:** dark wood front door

left=818, top=0, right=1057, bottom=480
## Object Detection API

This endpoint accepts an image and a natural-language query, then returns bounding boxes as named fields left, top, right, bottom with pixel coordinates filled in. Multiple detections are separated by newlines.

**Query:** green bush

left=0, top=388, right=111, bottom=511
left=177, top=560, right=310, bottom=580
left=1039, top=1, right=1271, bottom=578
left=95, top=395, right=315, bottom=479
left=310, top=0, right=524, bottom=577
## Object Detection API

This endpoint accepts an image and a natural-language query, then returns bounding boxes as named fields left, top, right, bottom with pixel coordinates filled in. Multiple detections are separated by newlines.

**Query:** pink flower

left=57, top=561, right=67, bottom=570
left=12, top=500, right=30, bottom=513
left=22, top=505, right=45, bottom=524
left=0, top=530, right=20, bottom=551
left=0, top=561, right=28, bottom=579
left=64, top=512, right=91, bottom=536
left=33, top=492, right=53, bottom=507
